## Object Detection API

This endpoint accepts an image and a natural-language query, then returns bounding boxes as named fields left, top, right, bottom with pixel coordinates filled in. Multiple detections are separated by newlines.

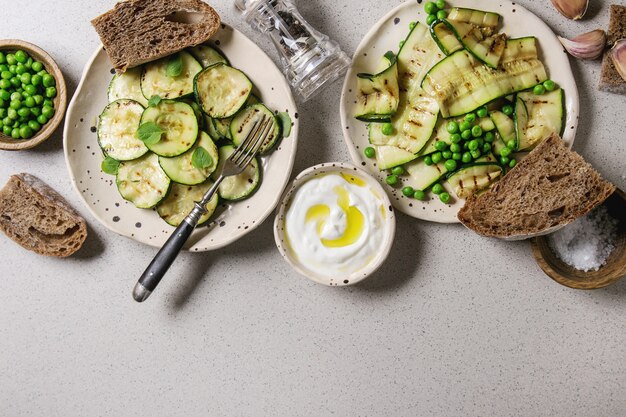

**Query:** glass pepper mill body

left=235, top=0, right=350, bottom=102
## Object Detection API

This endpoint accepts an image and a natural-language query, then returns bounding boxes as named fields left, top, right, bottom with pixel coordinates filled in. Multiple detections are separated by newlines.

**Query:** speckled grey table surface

left=1, top=1, right=625, bottom=416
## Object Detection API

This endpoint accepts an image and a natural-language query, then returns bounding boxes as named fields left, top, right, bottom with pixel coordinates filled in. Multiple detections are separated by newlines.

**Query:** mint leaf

left=277, top=111, right=292, bottom=137
left=137, top=122, right=163, bottom=145
left=191, top=146, right=213, bottom=170
left=166, top=54, right=183, bottom=77
left=148, top=95, right=162, bottom=107
left=101, top=156, right=120, bottom=175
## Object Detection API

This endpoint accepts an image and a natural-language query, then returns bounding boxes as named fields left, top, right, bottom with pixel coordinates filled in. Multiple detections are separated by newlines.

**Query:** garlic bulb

left=609, top=39, right=626, bottom=82
left=558, top=30, right=606, bottom=60
left=551, top=0, right=589, bottom=20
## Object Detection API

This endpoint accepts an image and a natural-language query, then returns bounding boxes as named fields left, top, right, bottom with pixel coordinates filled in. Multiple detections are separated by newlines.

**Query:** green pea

left=31, top=74, right=42, bottom=86
left=439, top=192, right=451, bottom=203
left=468, top=139, right=479, bottom=150
left=0, top=108, right=5, bottom=118
left=431, top=183, right=444, bottom=195
left=14, top=50, right=27, bottom=64
left=17, top=108, right=30, bottom=118
left=8, top=64, right=17, bottom=74
left=502, top=105, right=513, bottom=116
left=1, top=71, right=11, bottom=80
left=24, top=57, right=33, bottom=69
left=506, top=139, right=516, bottom=149
left=15, top=64, right=26, bottom=75
left=19, top=125, right=33, bottom=139
left=0, top=65, right=7, bottom=72
left=500, top=156, right=510, bottom=165
left=31, top=61, right=43, bottom=72
left=381, top=122, right=394, bottom=136
left=436, top=9, right=447, bottom=19
left=30, top=107, right=41, bottom=116
left=452, top=152, right=462, bottom=161
left=45, top=86, right=57, bottom=98
left=500, top=147, right=512, bottom=157
left=385, top=174, right=399, bottom=186
left=413, top=189, right=426, bottom=200
left=6, top=54, right=16, bottom=65
left=533, top=84, right=546, bottom=95
left=543, top=79, right=556, bottom=91
left=7, top=109, right=17, bottom=120
left=464, top=113, right=476, bottom=123
left=20, top=89, right=30, bottom=98
left=450, top=143, right=461, bottom=153
left=424, top=155, right=433, bottom=166
left=19, top=73, right=31, bottom=84
left=0, top=98, right=4, bottom=109
left=435, top=140, right=447, bottom=151
left=42, top=106, right=54, bottom=119
left=28, top=120, right=41, bottom=132
left=0, top=52, right=5, bottom=64
left=24, top=85, right=36, bottom=96
left=10, top=77, right=20, bottom=87
left=399, top=40, right=405, bottom=49
left=37, top=114, right=48, bottom=125
left=43, top=99, right=53, bottom=108
left=431, top=152, right=442, bottom=163
left=476, top=107, right=488, bottom=118
left=426, top=13, right=437, bottom=25
left=450, top=133, right=461, bottom=143
left=0, top=79, right=10, bottom=89
left=9, top=100, right=21, bottom=110
left=509, top=159, right=517, bottom=168
left=402, top=186, right=414, bottom=197
left=424, top=2, right=438, bottom=14
left=442, top=150, right=452, bottom=159
left=391, top=166, right=405, bottom=176
left=484, top=131, right=495, bottom=143
left=38, top=69, right=48, bottom=77
left=2, top=125, right=11, bottom=136
left=10, top=92, right=22, bottom=101
left=409, top=21, right=417, bottom=30
left=476, top=138, right=484, bottom=147
left=459, top=121, right=471, bottom=132
left=33, top=95, right=43, bottom=105
left=461, top=130, right=471, bottom=140
left=482, top=142, right=491, bottom=153
left=11, top=127, right=20, bottom=139
left=444, top=159, right=457, bottom=171
left=470, top=149, right=482, bottom=159
left=471, top=125, right=482, bottom=137
left=364, top=146, right=375, bottom=158
left=446, top=120, right=459, bottom=134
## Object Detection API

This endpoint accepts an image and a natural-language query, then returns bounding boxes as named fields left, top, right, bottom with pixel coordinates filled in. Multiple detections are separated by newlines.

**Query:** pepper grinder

left=235, top=0, right=351, bottom=102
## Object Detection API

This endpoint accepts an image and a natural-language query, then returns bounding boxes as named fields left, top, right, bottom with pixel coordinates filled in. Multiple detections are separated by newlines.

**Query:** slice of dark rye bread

left=458, top=134, right=616, bottom=239
left=91, top=0, right=221, bottom=73
left=599, top=4, right=626, bottom=95
left=0, top=174, right=87, bottom=257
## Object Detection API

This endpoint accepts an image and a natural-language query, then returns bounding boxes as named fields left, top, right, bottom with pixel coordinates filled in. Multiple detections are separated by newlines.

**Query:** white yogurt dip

left=284, top=172, right=388, bottom=278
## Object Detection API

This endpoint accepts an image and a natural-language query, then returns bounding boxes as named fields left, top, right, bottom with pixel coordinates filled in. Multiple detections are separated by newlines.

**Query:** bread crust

left=0, top=174, right=87, bottom=257
left=458, top=134, right=616, bottom=239
left=91, top=0, right=221, bottom=73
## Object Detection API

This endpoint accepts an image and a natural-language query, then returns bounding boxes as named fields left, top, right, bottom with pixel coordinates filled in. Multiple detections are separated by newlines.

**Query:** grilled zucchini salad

left=97, top=45, right=291, bottom=227
left=355, top=2, right=565, bottom=204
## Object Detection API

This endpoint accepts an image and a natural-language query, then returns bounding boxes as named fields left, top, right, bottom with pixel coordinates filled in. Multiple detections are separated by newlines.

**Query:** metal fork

left=132, top=116, right=274, bottom=302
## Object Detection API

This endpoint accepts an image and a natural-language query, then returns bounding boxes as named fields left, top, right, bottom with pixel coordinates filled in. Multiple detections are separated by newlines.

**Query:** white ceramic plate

left=64, top=24, right=298, bottom=251
left=340, top=0, right=579, bottom=223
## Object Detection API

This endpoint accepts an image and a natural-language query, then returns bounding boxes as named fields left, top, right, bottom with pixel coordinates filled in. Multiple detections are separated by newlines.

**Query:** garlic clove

left=558, top=29, right=607, bottom=60
left=609, top=39, right=626, bottom=82
left=550, top=0, right=589, bottom=20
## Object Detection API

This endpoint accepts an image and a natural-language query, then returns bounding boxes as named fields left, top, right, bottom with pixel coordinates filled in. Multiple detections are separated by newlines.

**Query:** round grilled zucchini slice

left=140, top=51, right=202, bottom=99
left=157, top=181, right=219, bottom=227
left=194, top=63, right=252, bottom=118
left=97, top=99, right=148, bottom=161
left=230, top=104, right=281, bottom=154
left=187, top=44, right=228, bottom=68
left=140, top=100, right=199, bottom=157
left=116, top=153, right=171, bottom=208
left=159, top=132, right=219, bottom=185
left=214, top=145, right=261, bottom=201
left=108, top=67, right=149, bottom=106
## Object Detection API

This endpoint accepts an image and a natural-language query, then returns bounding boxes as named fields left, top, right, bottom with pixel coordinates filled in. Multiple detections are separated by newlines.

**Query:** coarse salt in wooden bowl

left=0, top=39, right=67, bottom=151
left=531, top=188, right=626, bottom=290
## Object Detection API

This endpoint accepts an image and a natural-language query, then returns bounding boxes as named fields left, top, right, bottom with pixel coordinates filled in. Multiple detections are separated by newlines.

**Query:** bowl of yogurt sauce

left=274, top=162, right=396, bottom=286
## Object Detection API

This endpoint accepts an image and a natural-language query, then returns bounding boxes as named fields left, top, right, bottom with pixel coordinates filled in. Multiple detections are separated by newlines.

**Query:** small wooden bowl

left=0, top=39, right=67, bottom=151
left=531, top=188, right=626, bottom=289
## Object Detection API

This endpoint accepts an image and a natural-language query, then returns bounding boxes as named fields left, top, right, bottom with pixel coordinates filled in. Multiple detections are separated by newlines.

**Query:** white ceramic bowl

left=274, top=162, right=396, bottom=286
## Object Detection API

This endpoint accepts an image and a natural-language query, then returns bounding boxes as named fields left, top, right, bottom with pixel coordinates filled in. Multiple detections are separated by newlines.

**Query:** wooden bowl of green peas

left=0, top=39, right=67, bottom=150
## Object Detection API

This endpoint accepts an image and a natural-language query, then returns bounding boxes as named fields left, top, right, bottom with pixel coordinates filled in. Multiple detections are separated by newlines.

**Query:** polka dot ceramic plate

left=340, top=0, right=579, bottom=223
left=64, top=24, right=298, bottom=251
